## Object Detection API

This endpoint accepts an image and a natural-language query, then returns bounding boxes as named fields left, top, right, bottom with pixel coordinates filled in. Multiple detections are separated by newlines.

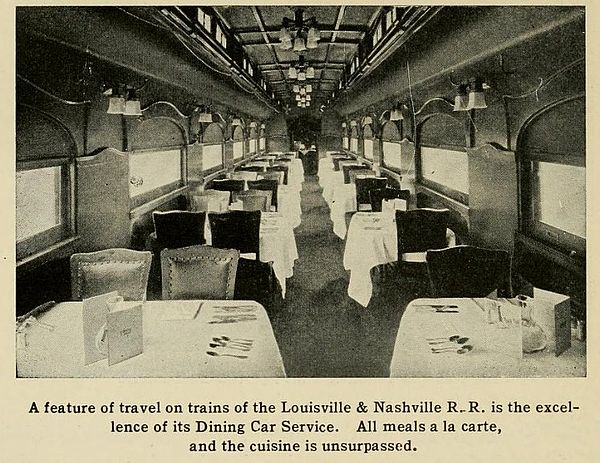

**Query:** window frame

left=16, top=158, right=74, bottom=261
left=381, top=120, right=402, bottom=174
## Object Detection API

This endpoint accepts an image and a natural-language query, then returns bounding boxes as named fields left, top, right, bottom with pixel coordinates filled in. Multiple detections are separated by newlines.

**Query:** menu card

left=82, top=292, right=144, bottom=366
left=533, top=288, right=571, bottom=356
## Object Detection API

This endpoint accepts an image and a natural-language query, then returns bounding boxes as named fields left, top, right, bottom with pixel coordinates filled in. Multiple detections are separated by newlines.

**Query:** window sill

left=17, top=236, right=80, bottom=275
left=415, top=184, right=470, bottom=216
left=130, top=186, right=189, bottom=219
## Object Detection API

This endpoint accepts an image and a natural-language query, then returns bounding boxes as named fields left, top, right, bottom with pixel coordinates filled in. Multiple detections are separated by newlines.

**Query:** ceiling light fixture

left=288, top=55, right=315, bottom=80
left=279, top=8, right=320, bottom=52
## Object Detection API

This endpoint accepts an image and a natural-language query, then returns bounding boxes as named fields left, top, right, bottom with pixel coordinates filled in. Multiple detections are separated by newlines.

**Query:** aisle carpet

left=272, top=175, right=407, bottom=377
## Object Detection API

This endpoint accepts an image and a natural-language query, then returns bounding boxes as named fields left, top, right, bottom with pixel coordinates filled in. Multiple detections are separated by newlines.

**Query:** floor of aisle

left=272, top=174, right=410, bottom=377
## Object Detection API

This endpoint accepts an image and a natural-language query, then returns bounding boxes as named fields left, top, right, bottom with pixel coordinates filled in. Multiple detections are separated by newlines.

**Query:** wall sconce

left=466, top=79, right=488, bottom=110
left=197, top=105, right=213, bottom=123
left=105, top=82, right=145, bottom=116
left=453, top=84, right=469, bottom=112
left=107, top=95, right=126, bottom=114
left=350, top=120, right=357, bottom=127
left=389, top=102, right=404, bottom=121
left=341, top=122, right=347, bottom=128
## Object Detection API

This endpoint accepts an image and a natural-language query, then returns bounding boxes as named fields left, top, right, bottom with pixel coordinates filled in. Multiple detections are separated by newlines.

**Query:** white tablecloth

left=343, top=212, right=397, bottom=307
left=17, top=300, right=286, bottom=378
left=389, top=298, right=585, bottom=377
left=278, top=185, right=302, bottom=228
left=330, top=183, right=357, bottom=239
left=343, top=213, right=456, bottom=307
left=205, top=212, right=298, bottom=297
left=287, top=158, right=304, bottom=191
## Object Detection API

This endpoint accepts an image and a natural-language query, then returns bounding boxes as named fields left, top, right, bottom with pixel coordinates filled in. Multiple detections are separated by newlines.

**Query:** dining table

left=389, top=297, right=585, bottom=377
left=16, top=299, right=286, bottom=378
left=343, top=211, right=455, bottom=307
left=205, top=211, right=298, bottom=297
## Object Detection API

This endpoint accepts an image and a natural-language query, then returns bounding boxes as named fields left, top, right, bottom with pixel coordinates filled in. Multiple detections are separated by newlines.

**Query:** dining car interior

left=15, top=5, right=586, bottom=378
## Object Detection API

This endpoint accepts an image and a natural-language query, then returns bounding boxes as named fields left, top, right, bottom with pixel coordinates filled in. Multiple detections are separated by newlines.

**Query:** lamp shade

left=279, top=27, right=292, bottom=50
left=363, top=116, right=373, bottom=125
left=296, top=94, right=301, bottom=101
left=341, top=122, right=347, bottom=128
left=288, top=66, right=297, bottom=79
left=389, top=108, right=403, bottom=121
left=107, top=96, right=126, bottom=114
left=305, top=94, right=311, bottom=101
left=297, top=71, right=306, bottom=81
left=300, top=87, right=306, bottom=95
left=123, top=99, right=142, bottom=116
left=231, top=117, right=242, bottom=126
left=293, top=36, right=306, bottom=52
left=293, top=85, right=300, bottom=93
left=306, top=84, right=312, bottom=92
left=350, top=120, right=357, bottom=127
left=306, top=27, right=320, bottom=49
left=306, top=66, right=315, bottom=79
left=466, top=90, right=487, bottom=110
left=305, top=101, right=311, bottom=107
left=453, top=94, right=469, bottom=111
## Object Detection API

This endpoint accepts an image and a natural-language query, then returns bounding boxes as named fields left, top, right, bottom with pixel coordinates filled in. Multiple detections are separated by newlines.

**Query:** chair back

left=342, top=164, right=367, bottom=183
left=208, top=179, right=245, bottom=201
left=190, top=189, right=230, bottom=213
left=426, top=245, right=512, bottom=297
left=395, top=208, right=450, bottom=255
left=370, top=188, right=410, bottom=212
left=231, top=171, right=258, bottom=182
left=232, top=190, right=272, bottom=212
left=153, top=211, right=206, bottom=249
left=234, top=258, right=283, bottom=317
left=268, top=165, right=289, bottom=184
left=160, top=245, right=239, bottom=300
left=260, top=170, right=285, bottom=185
left=236, top=165, right=265, bottom=173
left=70, top=248, right=152, bottom=301
left=247, top=179, right=279, bottom=210
left=208, top=210, right=261, bottom=258
left=332, top=157, right=354, bottom=171
left=355, top=177, right=388, bottom=209
left=348, top=169, right=377, bottom=184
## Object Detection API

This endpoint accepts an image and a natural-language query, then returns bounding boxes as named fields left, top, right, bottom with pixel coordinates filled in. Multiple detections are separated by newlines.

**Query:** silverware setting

left=416, top=304, right=460, bottom=313
left=207, top=336, right=254, bottom=357
left=428, top=335, right=469, bottom=345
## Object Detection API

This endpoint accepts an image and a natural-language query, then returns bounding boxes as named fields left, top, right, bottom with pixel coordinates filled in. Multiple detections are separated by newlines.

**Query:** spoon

left=208, top=342, right=250, bottom=351
left=219, top=336, right=254, bottom=344
left=426, top=335, right=461, bottom=342
left=431, top=345, right=473, bottom=354
left=206, top=351, right=248, bottom=359
left=429, top=336, right=469, bottom=345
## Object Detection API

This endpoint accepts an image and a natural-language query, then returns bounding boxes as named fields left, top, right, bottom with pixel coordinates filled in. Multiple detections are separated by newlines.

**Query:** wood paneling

left=467, top=143, right=518, bottom=251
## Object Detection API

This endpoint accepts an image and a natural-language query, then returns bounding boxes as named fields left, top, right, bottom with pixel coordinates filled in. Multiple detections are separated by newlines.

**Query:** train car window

left=201, top=122, right=225, bottom=172
left=417, top=113, right=467, bottom=204
left=363, top=125, right=374, bottom=160
left=519, top=97, right=585, bottom=256
left=16, top=162, right=71, bottom=260
left=129, top=148, right=183, bottom=207
left=259, top=128, right=266, bottom=152
left=202, top=144, right=223, bottom=171
left=381, top=121, right=402, bottom=172
left=232, top=126, right=244, bottom=161
left=350, top=126, right=358, bottom=153
left=249, top=127, right=258, bottom=154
